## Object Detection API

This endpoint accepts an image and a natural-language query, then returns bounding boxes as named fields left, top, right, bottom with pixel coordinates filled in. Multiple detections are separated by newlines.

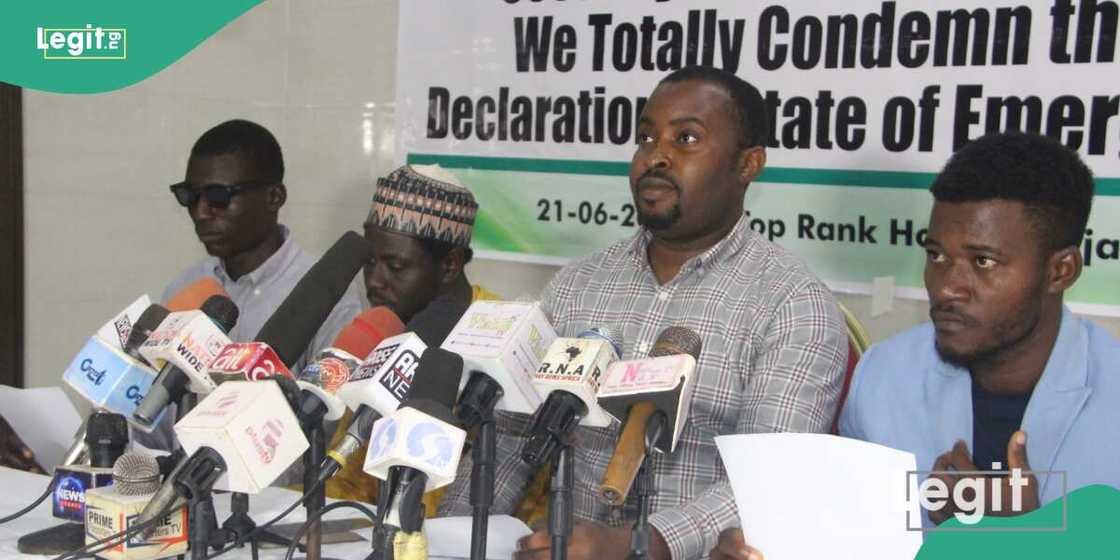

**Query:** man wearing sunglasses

left=140, top=120, right=363, bottom=452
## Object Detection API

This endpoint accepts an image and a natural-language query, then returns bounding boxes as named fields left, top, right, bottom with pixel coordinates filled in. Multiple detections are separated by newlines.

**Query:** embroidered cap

left=365, top=164, right=478, bottom=248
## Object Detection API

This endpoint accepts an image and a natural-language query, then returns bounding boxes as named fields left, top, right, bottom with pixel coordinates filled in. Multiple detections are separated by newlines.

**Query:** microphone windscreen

left=165, top=276, right=226, bottom=312
left=85, top=412, right=129, bottom=468
left=85, top=412, right=129, bottom=447
left=333, top=306, right=405, bottom=358
left=124, top=304, right=171, bottom=355
left=112, top=453, right=161, bottom=496
left=200, top=295, right=239, bottom=333
left=403, top=347, right=464, bottom=424
left=406, top=295, right=471, bottom=346
left=649, top=326, right=702, bottom=359
left=255, top=231, right=373, bottom=367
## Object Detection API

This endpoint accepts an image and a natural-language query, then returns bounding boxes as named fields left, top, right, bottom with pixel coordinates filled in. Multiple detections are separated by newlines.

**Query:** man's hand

left=927, top=431, right=1040, bottom=525
left=987, top=431, right=1040, bottom=517
left=513, top=520, right=669, bottom=560
left=709, top=528, right=764, bottom=560
left=0, top=417, right=43, bottom=474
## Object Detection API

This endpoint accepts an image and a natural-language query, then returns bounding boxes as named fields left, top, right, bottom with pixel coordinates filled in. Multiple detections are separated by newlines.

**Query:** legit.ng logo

left=36, top=24, right=127, bottom=60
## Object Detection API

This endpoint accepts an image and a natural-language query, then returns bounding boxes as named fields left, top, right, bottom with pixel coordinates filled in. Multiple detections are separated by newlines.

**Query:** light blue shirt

left=840, top=307, right=1120, bottom=524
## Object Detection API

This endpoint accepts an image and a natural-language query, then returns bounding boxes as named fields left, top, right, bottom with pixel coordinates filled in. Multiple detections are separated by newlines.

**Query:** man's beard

left=934, top=309, right=1041, bottom=370
left=637, top=202, right=682, bottom=231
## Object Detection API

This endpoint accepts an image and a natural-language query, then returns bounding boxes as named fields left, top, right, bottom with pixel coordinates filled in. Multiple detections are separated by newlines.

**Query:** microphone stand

left=369, top=466, right=429, bottom=560
left=627, top=413, right=665, bottom=560
left=190, top=491, right=220, bottom=560
left=456, top=371, right=504, bottom=560
left=370, top=468, right=400, bottom=560
left=549, top=441, right=575, bottom=560
left=520, top=392, right=585, bottom=560
left=220, top=493, right=261, bottom=560
left=174, top=448, right=227, bottom=560
left=293, top=403, right=333, bottom=560
left=217, top=378, right=300, bottom=557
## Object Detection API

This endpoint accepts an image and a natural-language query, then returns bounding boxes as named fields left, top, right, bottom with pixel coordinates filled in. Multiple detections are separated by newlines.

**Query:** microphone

left=296, top=307, right=405, bottom=422
left=319, top=297, right=466, bottom=483
left=83, top=453, right=188, bottom=559
left=50, top=413, right=128, bottom=523
left=94, top=295, right=154, bottom=354
left=123, top=304, right=172, bottom=368
left=254, top=231, right=374, bottom=368
left=129, top=276, right=226, bottom=370
left=60, top=299, right=164, bottom=464
left=405, top=294, right=471, bottom=346
left=135, top=377, right=310, bottom=534
left=441, top=300, right=558, bottom=415
left=85, top=412, right=129, bottom=469
left=63, top=279, right=220, bottom=440
left=597, top=326, right=702, bottom=506
left=135, top=447, right=227, bottom=539
left=207, top=342, right=294, bottom=385
left=520, top=327, right=623, bottom=467
left=173, top=380, right=310, bottom=494
left=319, top=321, right=427, bottom=483
left=132, top=295, right=239, bottom=428
left=61, top=338, right=160, bottom=433
left=363, top=348, right=467, bottom=534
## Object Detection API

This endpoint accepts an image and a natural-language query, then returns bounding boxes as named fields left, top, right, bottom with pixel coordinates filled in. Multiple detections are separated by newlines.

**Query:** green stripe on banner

left=407, top=153, right=1120, bottom=196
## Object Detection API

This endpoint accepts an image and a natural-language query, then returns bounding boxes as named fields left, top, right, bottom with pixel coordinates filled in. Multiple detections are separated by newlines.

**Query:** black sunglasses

left=169, top=181, right=273, bottom=209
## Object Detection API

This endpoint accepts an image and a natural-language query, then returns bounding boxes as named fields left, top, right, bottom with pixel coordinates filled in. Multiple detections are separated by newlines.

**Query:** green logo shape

left=916, top=484, right=1120, bottom=559
left=2, top=1, right=263, bottom=93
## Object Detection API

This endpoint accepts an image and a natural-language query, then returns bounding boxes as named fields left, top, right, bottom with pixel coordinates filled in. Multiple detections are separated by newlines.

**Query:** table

left=0, top=467, right=525, bottom=559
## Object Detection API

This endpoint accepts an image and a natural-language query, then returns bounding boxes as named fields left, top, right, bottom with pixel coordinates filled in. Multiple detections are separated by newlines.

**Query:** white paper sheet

left=0, top=385, right=82, bottom=472
left=716, top=433, right=922, bottom=560
left=425, top=515, right=532, bottom=559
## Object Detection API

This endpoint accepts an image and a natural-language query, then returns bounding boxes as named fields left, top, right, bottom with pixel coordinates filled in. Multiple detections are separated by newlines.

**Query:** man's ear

left=1045, top=245, right=1082, bottom=294
left=737, top=147, right=766, bottom=187
left=439, top=247, right=466, bottom=286
left=268, top=183, right=287, bottom=212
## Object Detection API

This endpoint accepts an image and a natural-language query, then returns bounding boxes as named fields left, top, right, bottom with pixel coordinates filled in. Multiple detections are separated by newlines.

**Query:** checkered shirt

left=439, top=213, right=848, bottom=559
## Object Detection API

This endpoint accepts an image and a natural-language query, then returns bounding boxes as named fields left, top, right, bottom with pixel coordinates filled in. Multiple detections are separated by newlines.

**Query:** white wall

left=23, top=0, right=1120, bottom=389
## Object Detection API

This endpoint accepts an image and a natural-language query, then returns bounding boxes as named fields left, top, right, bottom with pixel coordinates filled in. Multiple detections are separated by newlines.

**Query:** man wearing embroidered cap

left=326, top=163, right=497, bottom=505
left=362, top=163, right=490, bottom=323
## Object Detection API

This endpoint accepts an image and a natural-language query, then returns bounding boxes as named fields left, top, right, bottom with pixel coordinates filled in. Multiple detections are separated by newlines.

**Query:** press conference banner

left=397, top=0, right=1120, bottom=315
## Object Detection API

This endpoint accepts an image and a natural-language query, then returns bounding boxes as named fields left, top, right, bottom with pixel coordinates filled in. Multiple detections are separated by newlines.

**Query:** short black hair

left=190, top=119, right=284, bottom=183
left=418, top=237, right=474, bottom=266
left=931, top=132, right=1094, bottom=250
left=659, top=65, right=768, bottom=149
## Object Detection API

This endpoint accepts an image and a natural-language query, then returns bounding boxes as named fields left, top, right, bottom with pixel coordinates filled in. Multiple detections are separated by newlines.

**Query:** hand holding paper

left=715, top=433, right=922, bottom=560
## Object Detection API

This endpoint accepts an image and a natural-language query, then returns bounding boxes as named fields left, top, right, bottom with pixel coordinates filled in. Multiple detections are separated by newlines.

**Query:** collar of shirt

left=624, top=211, right=753, bottom=281
left=207, top=225, right=299, bottom=290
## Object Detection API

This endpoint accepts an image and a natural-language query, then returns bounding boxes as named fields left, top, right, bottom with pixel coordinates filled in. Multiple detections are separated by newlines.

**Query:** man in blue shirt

left=838, top=131, right=1119, bottom=526
left=712, top=131, right=1119, bottom=558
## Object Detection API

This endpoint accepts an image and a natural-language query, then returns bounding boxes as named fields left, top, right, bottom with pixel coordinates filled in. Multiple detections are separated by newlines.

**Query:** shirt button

left=253, top=289, right=261, bottom=296
left=637, top=342, right=649, bottom=354
left=657, top=291, right=669, bottom=301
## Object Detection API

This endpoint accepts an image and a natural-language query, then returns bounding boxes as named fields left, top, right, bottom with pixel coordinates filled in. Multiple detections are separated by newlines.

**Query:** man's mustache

left=635, top=169, right=680, bottom=191
left=929, top=303, right=977, bottom=326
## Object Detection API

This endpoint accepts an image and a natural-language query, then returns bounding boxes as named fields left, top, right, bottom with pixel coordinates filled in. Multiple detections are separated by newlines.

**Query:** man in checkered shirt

left=438, top=66, right=848, bottom=560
